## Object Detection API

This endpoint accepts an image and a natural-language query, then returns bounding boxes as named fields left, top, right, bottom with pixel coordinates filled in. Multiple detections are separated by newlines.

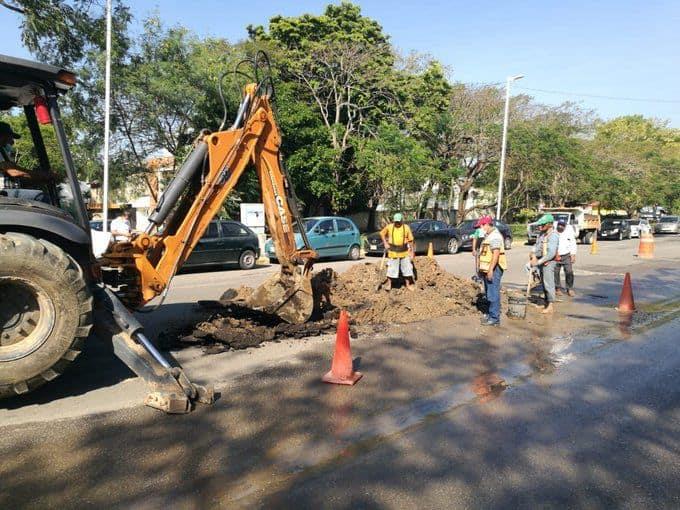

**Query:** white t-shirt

left=110, top=216, right=131, bottom=241
left=557, top=225, right=577, bottom=256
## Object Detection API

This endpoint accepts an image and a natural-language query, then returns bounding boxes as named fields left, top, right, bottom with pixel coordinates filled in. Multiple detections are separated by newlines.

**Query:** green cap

left=536, top=213, right=555, bottom=226
left=393, top=213, right=403, bottom=222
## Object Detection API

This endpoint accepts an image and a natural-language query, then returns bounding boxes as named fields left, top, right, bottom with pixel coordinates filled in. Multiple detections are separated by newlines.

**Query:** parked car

left=654, top=216, right=680, bottom=234
left=628, top=218, right=651, bottom=238
left=183, top=220, right=260, bottom=270
left=598, top=218, right=632, bottom=240
left=365, top=219, right=462, bottom=255
left=265, top=216, right=361, bottom=261
left=458, top=219, right=513, bottom=251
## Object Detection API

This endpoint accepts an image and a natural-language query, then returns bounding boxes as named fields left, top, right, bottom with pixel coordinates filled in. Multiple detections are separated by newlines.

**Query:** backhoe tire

left=0, top=233, right=92, bottom=399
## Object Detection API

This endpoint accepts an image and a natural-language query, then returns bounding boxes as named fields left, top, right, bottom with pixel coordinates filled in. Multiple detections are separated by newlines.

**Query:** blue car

left=265, top=216, right=362, bottom=261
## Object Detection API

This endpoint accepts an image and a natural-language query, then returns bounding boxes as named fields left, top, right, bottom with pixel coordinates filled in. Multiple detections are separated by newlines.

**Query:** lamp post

left=102, top=0, right=112, bottom=232
left=495, top=74, right=523, bottom=219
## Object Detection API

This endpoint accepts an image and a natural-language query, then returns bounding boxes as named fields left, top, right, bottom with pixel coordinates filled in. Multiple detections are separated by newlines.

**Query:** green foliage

left=6, top=1, right=678, bottom=221
left=0, top=113, right=68, bottom=177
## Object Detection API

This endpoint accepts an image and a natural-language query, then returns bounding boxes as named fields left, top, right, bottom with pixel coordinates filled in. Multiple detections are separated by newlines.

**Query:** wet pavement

left=0, top=237, right=679, bottom=508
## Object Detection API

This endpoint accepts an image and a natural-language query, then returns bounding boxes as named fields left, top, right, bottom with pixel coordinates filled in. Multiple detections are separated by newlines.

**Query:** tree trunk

left=366, top=201, right=378, bottom=233
left=456, top=180, right=473, bottom=223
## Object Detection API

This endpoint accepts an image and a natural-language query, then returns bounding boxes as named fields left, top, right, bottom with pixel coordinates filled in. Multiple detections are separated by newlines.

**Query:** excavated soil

left=178, top=258, right=482, bottom=353
left=312, top=257, right=480, bottom=324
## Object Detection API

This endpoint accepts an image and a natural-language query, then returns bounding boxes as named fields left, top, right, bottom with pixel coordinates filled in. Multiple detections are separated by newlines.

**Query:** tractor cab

left=0, top=54, right=90, bottom=230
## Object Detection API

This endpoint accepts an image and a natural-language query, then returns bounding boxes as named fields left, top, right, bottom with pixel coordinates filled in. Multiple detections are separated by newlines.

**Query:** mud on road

left=176, top=258, right=483, bottom=353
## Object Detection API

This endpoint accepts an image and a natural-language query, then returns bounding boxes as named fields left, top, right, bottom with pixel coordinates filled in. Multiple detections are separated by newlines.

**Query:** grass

left=509, top=223, right=528, bottom=243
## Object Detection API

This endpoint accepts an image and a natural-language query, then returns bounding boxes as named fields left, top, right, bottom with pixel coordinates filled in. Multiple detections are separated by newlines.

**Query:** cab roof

left=0, top=54, right=76, bottom=110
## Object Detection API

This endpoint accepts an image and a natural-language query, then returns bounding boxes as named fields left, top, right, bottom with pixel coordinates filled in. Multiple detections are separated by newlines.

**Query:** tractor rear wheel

left=0, top=233, right=92, bottom=398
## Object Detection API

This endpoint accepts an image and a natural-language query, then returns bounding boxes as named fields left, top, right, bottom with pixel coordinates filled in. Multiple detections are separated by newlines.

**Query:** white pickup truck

left=527, top=208, right=601, bottom=244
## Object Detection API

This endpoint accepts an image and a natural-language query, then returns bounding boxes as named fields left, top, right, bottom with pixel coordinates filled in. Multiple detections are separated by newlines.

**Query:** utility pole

left=102, top=0, right=112, bottom=232
left=495, top=74, right=523, bottom=219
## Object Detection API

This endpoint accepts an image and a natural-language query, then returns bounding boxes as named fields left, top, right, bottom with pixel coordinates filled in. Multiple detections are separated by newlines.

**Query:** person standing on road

left=555, top=220, right=577, bottom=297
left=380, top=213, right=415, bottom=291
left=531, top=214, right=560, bottom=314
left=111, top=209, right=133, bottom=242
left=476, top=215, right=507, bottom=326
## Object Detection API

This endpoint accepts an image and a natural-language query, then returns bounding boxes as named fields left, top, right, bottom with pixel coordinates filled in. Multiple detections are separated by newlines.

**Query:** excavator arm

left=103, top=83, right=317, bottom=323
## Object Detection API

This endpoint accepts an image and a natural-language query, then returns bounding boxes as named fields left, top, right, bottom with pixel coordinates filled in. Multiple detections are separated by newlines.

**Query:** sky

left=1, top=0, right=678, bottom=126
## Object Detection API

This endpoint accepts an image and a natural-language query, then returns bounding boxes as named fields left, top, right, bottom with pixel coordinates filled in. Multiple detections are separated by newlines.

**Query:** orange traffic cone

left=590, top=237, right=599, bottom=255
left=427, top=242, right=434, bottom=258
left=617, top=272, right=635, bottom=313
left=637, top=232, right=654, bottom=259
left=322, top=310, right=363, bottom=385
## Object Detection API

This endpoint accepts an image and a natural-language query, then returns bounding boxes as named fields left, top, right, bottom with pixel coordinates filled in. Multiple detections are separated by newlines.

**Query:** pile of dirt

left=314, top=257, right=480, bottom=324
left=177, top=258, right=481, bottom=353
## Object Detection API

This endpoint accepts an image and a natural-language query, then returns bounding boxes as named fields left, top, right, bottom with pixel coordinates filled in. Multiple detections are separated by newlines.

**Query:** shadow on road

left=1, top=266, right=679, bottom=509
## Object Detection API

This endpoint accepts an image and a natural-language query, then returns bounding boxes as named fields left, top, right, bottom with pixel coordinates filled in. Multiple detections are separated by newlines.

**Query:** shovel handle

left=379, top=250, right=387, bottom=270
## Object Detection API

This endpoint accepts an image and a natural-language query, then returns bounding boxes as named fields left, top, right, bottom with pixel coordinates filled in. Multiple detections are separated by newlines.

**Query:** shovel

left=375, top=249, right=390, bottom=291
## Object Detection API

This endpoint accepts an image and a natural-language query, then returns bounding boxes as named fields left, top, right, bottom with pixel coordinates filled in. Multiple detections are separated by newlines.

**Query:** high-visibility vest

left=540, top=231, right=561, bottom=262
left=479, top=230, right=507, bottom=272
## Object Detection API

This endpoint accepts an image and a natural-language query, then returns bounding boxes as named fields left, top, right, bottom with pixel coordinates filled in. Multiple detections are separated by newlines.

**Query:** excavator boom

left=102, top=83, right=317, bottom=323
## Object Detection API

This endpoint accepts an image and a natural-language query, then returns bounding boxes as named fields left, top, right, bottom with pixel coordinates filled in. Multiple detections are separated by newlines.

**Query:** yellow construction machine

left=0, top=52, right=316, bottom=413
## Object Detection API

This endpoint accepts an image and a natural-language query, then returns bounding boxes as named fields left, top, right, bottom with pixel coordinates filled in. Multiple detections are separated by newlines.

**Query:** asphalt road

left=1, top=235, right=679, bottom=509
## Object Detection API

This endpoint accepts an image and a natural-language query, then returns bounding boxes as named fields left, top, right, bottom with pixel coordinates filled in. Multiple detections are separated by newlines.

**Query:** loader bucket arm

left=102, top=84, right=317, bottom=323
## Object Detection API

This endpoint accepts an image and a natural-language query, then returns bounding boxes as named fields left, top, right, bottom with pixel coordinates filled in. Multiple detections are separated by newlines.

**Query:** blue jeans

left=483, top=266, right=503, bottom=323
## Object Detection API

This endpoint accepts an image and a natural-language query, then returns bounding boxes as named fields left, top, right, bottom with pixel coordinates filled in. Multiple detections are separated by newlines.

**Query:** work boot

left=555, top=288, right=563, bottom=296
left=405, top=282, right=415, bottom=292
left=541, top=303, right=555, bottom=314
left=481, top=319, right=500, bottom=327
left=567, top=289, right=575, bottom=297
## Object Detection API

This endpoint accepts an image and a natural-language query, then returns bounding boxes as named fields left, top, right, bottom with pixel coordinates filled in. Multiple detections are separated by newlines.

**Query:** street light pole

left=495, top=74, right=523, bottom=219
left=102, top=0, right=112, bottom=232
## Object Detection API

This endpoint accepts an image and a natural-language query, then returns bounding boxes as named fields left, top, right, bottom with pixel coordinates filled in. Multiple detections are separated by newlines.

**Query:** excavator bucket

left=246, top=263, right=314, bottom=324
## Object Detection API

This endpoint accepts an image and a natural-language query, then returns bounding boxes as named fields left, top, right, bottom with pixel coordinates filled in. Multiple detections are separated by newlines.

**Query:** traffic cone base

left=616, top=272, right=635, bottom=313
left=322, top=369, right=363, bottom=385
left=322, top=310, right=363, bottom=386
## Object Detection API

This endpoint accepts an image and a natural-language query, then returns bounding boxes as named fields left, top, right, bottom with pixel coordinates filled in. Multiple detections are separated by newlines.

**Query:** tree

left=1, top=0, right=131, bottom=66
left=356, top=123, right=434, bottom=215
left=591, top=115, right=680, bottom=213
left=441, top=84, right=504, bottom=222
left=249, top=2, right=399, bottom=213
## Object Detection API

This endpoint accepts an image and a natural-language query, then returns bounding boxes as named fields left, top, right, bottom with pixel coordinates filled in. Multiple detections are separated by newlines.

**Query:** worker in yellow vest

left=380, top=212, right=415, bottom=291
left=476, top=215, right=507, bottom=326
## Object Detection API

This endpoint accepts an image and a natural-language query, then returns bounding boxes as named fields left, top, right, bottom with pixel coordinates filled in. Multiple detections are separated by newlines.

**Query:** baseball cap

left=474, top=215, right=493, bottom=228
left=0, top=122, right=20, bottom=139
left=393, top=213, right=403, bottom=222
left=536, top=214, right=555, bottom=226
left=557, top=219, right=566, bottom=226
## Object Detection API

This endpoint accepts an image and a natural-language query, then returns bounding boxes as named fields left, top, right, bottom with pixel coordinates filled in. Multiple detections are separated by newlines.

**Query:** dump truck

left=0, top=52, right=316, bottom=413
left=527, top=207, right=601, bottom=244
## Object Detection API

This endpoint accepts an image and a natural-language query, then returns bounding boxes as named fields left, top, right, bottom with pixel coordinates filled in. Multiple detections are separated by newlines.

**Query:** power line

left=515, top=86, right=680, bottom=104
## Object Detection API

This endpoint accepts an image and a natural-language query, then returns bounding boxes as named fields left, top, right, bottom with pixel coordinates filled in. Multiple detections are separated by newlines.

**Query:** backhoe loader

left=0, top=52, right=317, bottom=413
